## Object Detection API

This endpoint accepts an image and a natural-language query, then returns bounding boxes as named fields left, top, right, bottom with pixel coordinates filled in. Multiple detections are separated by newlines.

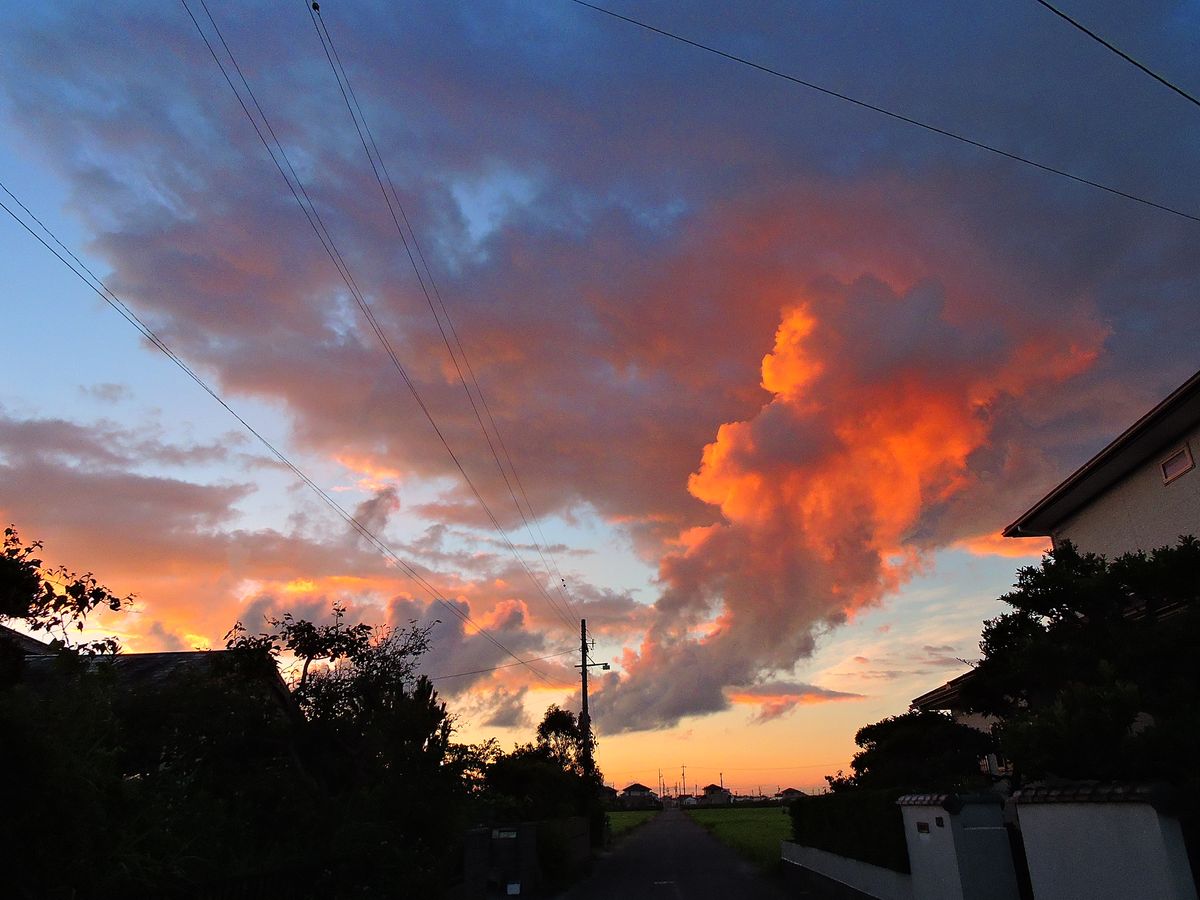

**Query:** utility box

left=898, top=793, right=1020, bottom=900
left=1015, top=782, right=1198, bottom=900
left=460, top=822, right=541, bottom=898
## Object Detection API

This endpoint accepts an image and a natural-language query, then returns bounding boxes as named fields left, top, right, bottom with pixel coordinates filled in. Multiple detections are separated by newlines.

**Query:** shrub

left=789, top=790, right=909, bottom=873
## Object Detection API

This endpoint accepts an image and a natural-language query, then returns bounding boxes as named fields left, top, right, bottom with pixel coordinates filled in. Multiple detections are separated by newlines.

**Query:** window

left=1161, top=445, right=1194, bottom=484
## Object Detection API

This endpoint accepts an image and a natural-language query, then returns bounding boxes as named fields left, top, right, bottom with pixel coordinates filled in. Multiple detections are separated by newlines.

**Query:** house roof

left=701, top=783, right=726, bottom=792
left=622, top=782, right=652, bottom=793
left=0, top=623, right=53, bottom=655
left=18, top=650, right=301, bottom=721
left=1004, top=368, right=1200, bottom=538
left=777, top=787, right=805, bottom=795
left=910, top=668, right=977, bottom=711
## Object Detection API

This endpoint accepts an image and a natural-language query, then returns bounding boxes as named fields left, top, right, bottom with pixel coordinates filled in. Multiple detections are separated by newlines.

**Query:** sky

left=2, top=0, right=1198, bottom=794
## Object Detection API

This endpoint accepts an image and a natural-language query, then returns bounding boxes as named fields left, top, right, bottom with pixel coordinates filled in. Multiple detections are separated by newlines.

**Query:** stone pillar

left=899, top=793, right=1020, bottom=900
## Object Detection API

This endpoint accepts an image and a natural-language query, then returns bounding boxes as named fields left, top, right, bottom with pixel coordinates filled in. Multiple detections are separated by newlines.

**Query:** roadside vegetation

left=684, top=807, right=792, bottom=873
left=0, top=526, right=605, bottom=899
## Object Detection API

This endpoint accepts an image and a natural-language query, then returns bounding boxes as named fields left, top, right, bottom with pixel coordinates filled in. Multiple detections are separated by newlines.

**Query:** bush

left=789, top=790, right=909, bottom=873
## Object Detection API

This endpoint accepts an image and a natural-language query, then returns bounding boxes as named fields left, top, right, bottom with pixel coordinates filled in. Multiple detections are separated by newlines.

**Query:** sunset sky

left=2, top=0, right=1198, bottom=794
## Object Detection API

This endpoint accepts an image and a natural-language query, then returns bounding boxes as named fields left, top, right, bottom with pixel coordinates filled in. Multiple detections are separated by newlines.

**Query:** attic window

left=1161, top=445, right=1194, bottom=484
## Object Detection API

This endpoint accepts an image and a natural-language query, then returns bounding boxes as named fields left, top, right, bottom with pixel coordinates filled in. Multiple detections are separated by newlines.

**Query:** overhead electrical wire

left=0, top=179, right=570, bottom=689
left=569, top=0, right=1200, bottom=224
left=184, top=0, right=579, bottom=633
left=304, top=2, right=582, bottom=629
left=1032, top=0, right=1200, bottom=111
left=429, top=647, right=576, bottom=681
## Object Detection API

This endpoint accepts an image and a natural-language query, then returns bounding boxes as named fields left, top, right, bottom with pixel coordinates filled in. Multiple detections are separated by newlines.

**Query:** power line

left=429, top=647, right=575, bottom=681
left=569, top=0, right=1200, bottom=224
left=303, top=2, right=581, bottom=630
left=1032, top=0, right=1200, bottom=111
left=310, top=0, right=581, bottom=626
left=184, top=0, right=578, bottom=636
left=0, top=179, right=570, bottom=690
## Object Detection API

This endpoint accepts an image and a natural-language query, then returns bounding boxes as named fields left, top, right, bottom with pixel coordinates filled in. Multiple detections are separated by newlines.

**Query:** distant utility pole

left=682, top=765, right=687, bottom=797
left=576, top=618, right=609, bottom=777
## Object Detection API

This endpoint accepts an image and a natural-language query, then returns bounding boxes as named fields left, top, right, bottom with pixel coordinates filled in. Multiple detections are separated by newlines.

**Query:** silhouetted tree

left=962, top=537, right=1200, bottom=786
left=825, top=709, right=993, bottom=793
left=1, top=525, right=130, bottom=653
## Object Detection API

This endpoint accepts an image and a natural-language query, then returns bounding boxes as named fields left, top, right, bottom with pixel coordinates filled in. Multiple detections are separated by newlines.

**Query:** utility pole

left=575, top=618, right=609, bottom=777
left=682, top=765, right=687, bottom=797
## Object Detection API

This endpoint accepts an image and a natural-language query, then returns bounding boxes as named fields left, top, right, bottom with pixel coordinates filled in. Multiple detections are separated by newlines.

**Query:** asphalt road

left=555, top=808, right=790, bottom=900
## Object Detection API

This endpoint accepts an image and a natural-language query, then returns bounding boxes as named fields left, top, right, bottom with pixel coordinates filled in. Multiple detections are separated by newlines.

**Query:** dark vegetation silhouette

left=962, top=537, right=1200, bottom=791
left=0, top=526, right=604, bottom=898
left=822, top=709, right=994, bottom=793
left=804, top=536, right=1200, bottom=869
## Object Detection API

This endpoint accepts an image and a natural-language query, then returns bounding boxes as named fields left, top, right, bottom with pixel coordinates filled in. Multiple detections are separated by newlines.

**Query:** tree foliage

left=1, top=529, right=612, bottom=895
left=962, top=537, right=1200, bottom=785
left=825, top=709, right=993, bottom=793
left=1, top=525, right=130, bottom=653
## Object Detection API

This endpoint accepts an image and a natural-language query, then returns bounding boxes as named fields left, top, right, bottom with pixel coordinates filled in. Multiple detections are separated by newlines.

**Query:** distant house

left=1003, top=368, right=1200, bottom=557
left=620, top=782, right=659, bottom=810
left=775, top=787, right=806, bottom=803
left=699, top=783, right=732, bottom=806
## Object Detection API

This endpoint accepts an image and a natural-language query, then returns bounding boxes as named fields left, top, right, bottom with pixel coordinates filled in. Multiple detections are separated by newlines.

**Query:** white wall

left=901, top=801, right=1019, bottom=900
left=780, top=842, right=913, bottom=900
left=1056, top=426, right=1200, bottom=557
left=1018, top=801, right=1198, bottom=900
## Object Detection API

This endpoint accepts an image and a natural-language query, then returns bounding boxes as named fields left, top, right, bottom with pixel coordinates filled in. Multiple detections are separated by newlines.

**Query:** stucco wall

left=780, top=842, right=913, bottom=900
left=1055, top=425, right=1200, bottom=557
left=901, top=801, right=1019, bottom=900
left=1018, top=801, right=1197, bottom=900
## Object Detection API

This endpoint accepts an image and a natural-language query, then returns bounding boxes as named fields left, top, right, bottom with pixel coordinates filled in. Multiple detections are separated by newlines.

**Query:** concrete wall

left=781, top=842, right=912, bottom=900
left=900, top=799, right=1019, bottom=900
left=1055, top=425, right=1200, bottom=557
left=1018, top=801, right=1198, bottom=900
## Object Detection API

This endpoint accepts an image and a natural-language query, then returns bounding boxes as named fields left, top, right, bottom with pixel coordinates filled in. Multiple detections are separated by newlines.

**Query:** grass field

left=684, top=807, right=792, bottom=873
left=607, top=809, right=658, bottom=839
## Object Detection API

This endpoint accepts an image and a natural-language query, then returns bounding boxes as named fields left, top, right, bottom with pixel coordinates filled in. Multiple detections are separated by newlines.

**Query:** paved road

left=556, top=808, right=789, bottom=900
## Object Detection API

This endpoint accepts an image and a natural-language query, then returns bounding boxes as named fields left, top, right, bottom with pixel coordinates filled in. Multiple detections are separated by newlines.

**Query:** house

left=775, top=787, right=807, bottom=803
left=1003, top=368, right=1200, bottom=557
left=0, top=622, right=53, bottom=656
left=914, top=368, right=1200, bottom=744
left=910, top=669, right=997, bottom=735
left=619, top=782, right=659, bottom=810
left=7, top=644, right=304, bottom=779
left=699, top=783, right=732, bottom=806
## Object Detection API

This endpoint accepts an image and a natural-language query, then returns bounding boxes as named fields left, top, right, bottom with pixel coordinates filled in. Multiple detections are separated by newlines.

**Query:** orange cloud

left=593, top=269, right=1107, bottom=731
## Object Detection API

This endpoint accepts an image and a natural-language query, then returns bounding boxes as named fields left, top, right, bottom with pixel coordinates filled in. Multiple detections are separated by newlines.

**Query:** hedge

left=788, top=789, right=910, bottom=873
